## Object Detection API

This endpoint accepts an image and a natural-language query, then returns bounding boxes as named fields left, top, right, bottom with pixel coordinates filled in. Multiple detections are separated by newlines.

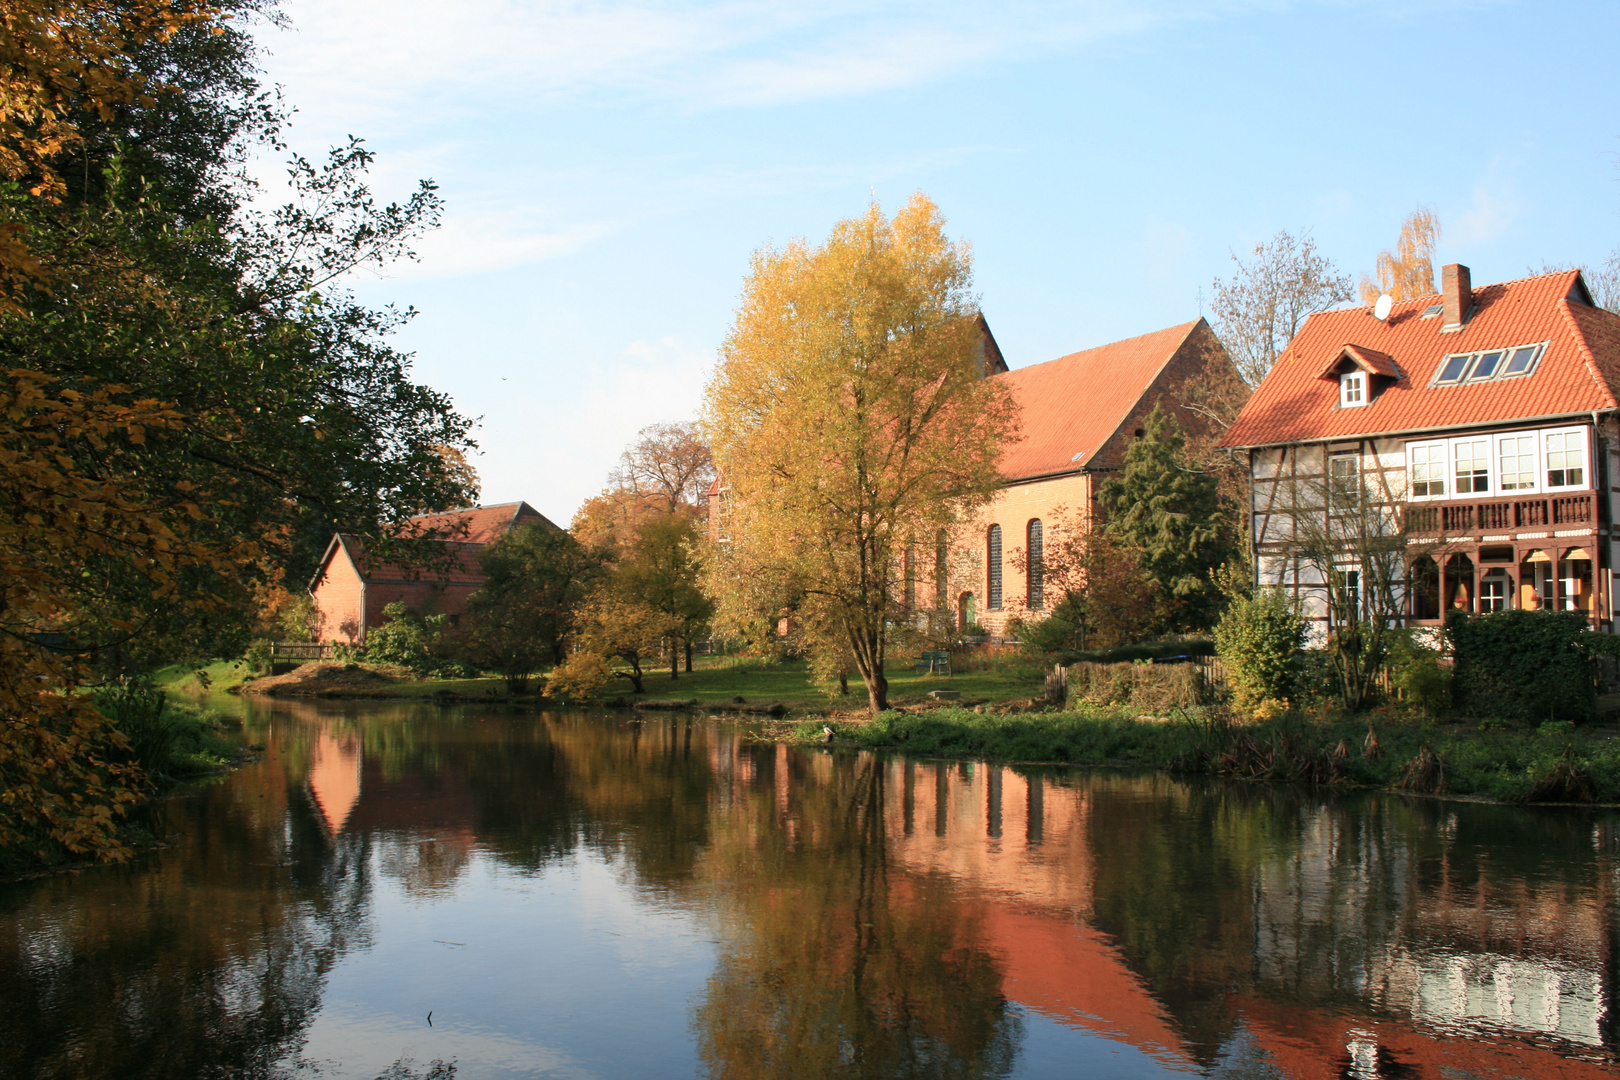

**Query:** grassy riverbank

left=1, top=691, right=242, bottom=879
left=155, top=655, right=1039, bottom=710
left=785, top=705, right=1620, bottom=805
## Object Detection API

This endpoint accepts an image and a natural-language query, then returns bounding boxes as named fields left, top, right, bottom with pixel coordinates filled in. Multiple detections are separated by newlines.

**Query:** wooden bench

left=914, top=650, right=952, bottom=676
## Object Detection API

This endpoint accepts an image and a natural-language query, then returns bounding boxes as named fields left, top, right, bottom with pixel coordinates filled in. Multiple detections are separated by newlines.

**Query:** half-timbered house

left=1220, top=264, right=1620, bottom=639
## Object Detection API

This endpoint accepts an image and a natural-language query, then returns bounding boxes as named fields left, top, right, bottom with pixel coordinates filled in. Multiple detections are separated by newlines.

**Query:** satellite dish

left=1373, top=293, right=1393, bottom=321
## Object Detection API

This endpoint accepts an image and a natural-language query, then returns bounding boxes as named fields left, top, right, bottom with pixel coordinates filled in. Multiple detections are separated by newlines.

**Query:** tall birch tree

left=703, top=195, right=1018, bottom=714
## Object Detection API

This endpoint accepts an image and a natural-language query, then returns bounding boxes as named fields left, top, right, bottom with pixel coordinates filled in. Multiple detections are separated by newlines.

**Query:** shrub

left=1018, top=597, right=1086, bottom=654
left=1212, top=589, right=1305, bottom=710
left=1066, top=661, right=1207, bottom=712
left=1387, top=631, right=1450, bottom=716
left=544, top=651, right=613, bottom=700
left=244, top=638, right=273, bottom=676
left=91, top=682, right=233, bottom=781
left=1447, top=609, right=1595, bottom=723
left=363, top=602, right=447, bottom=675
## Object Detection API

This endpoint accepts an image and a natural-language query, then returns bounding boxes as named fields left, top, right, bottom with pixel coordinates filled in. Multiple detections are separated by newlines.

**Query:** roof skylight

left=1432, top=341, right=1547, bottom=387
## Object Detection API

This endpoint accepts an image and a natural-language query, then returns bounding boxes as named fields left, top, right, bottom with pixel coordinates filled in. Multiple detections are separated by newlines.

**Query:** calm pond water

left=2, top=699, right=1618, bottom=1080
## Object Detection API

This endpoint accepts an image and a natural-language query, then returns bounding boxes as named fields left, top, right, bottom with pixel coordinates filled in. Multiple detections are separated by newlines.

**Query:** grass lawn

left=150, top=659, right=260, bottom=694
left=802, top=705, right=1620, bottom=804
left=613, top=656, right=1038, bottom=709
left=345, top=655, right=1039, bottom=709
left=153, top=653, right=1043, bottom=710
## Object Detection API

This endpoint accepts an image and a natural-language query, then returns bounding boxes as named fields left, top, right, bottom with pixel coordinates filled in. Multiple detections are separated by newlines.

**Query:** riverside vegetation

left=2, top=683, right=238, bottom=878
left=161, top=604, right=1620, bottom=807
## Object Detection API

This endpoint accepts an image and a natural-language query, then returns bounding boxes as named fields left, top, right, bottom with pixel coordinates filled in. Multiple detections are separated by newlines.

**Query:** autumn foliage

left=1360, top=207, right=1441, bottom=304
left=0, top=369, right=250, bottom=861
left=703, top=194, right=1018, bottom=714
left=0, top=1, right=474, bottom=867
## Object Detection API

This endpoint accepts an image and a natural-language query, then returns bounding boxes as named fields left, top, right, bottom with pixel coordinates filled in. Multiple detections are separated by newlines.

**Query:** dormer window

left=1320, top=344, right=1399, bottom=406
left=1340, top=371, right=1367, bottom=408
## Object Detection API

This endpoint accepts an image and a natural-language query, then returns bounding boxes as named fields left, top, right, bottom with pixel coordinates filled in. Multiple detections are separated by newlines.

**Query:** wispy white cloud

left=1450, top=180, right=1519, bottom=247
left=393, top=215, right=615, bottom=281
left=254, top=0, right=1264, bottom=127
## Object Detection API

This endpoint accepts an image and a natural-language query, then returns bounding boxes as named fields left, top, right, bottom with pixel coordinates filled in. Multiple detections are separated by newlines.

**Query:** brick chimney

left=1441, top=263, right=1471, bottom=331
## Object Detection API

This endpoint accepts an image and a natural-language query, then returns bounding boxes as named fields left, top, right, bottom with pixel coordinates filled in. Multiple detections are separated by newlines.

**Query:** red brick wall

left=311, top=549, right=366, bottom=643
left=364, top=582, right=479, bottom=634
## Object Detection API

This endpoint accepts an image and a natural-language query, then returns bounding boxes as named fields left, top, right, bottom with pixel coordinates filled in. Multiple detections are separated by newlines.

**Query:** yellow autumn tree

left=1, top=370, right=251, bottom=863
left=703, top=194, right=1019, bottom=714
left=1360, top=207, right=1442, bottom=303
left=0, top=1, right=232, bottom=866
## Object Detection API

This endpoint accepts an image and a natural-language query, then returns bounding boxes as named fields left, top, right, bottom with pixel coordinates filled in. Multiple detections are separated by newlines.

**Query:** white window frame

left=1450, top=435, right=1493, bottom=496
left=1406, top=439, right=1448, bottom=501
left=1494, top=431, right=1539, bottom=495
left=1543, top=426, right=1589, bottom=492
left=1478, top=569, right=1511, bottom=612
left=1340, top=371, right=1367, bottom=408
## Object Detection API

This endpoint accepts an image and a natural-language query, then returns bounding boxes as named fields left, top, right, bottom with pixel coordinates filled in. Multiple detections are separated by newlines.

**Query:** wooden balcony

left=1404, top=493, right=1593, bottom=537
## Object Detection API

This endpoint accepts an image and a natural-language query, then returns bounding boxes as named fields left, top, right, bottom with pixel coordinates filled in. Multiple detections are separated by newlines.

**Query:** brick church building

left=710, top=316, right=1240, bottom=636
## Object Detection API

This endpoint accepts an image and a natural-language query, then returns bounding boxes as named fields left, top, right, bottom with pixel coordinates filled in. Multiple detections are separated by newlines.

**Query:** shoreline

left=194, top=670, right=1620, bottom=810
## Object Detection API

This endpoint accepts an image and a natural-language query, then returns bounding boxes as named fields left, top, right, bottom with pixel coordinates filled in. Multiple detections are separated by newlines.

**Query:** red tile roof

left=340, top=534, right=489, bottom=585
left=995, top=320, right=1203, bottom=481
left=396, top=501, right=554, bottom=544
left=310, top=502, right=556, bottom=591
left=1221, top=270, right=1620, bottom=449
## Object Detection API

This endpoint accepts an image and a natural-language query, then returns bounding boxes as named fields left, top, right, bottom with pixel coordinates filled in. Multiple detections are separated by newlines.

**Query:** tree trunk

left=849, top=622, right=888, bottom=714
left=684, top=638, right=694, bottom=672
left=671, top=639, right=679, bottom=679
left=619, top=654, right=645, bottom=694
left=864, top=667, right=888, bottom=714
left=838, top=668, right=849, bottom=696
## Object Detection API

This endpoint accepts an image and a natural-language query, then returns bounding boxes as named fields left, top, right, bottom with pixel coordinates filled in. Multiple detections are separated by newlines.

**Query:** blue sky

left=251, top=0, right=1620, bottom=523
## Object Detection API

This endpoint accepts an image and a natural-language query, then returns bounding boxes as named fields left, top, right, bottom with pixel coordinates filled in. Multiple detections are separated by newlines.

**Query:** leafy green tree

left=1099, top=403, right=1237, bottom=632
left=616, top=511, right=712, bottom=677
left=2, top=4, right=476, bottom=673
left=0, top=1, right=474, bottom=866
left=460, top=524, right=600, bottom=692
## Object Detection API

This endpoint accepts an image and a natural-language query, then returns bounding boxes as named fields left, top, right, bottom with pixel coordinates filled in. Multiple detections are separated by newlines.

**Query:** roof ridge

left=1008, top=318, right=1202, bottom=375
left=408, top=501, right=527, bottom=519
left=1313, top=269, right=1581, bottom=320
left=1471, top=267, right=1583, bottom=291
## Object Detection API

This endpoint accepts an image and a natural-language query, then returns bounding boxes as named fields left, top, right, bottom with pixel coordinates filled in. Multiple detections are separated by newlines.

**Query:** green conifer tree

left=1098, top=403, right=1237, bottom=631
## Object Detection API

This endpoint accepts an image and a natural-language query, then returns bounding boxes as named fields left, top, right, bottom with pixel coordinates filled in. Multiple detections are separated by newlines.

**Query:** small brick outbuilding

left=308, top=502, right=555, bottom=644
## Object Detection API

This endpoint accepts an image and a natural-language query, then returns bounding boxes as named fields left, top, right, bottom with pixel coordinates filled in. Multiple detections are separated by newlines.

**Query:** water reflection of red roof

left=1234, top=993, right=1615, bottom=1080
left=307, top=728, right=361, bottom=833
left=978, top=901, right=1192, bottom=1068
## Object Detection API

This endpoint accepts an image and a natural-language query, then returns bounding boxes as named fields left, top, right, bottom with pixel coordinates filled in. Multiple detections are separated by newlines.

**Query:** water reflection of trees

left=7, top=698, right=1617, bottom=1078
left=0, top=746, right=372, bottom=1079
left=692, top=752, right=1020, bottom=1080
